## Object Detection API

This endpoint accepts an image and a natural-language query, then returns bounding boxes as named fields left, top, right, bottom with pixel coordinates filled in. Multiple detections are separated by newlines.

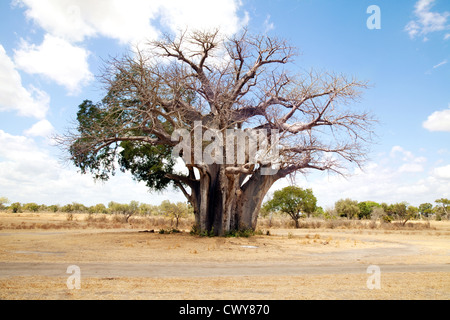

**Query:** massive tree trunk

left=188, top=164, right=277, bottom=236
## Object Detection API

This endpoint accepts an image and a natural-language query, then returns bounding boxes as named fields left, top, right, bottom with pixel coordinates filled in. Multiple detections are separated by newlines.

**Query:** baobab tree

left=58, top=29, right=375, bottom=235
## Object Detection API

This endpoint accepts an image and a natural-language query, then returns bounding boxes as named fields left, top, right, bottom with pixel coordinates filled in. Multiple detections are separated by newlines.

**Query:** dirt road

left=1, top=261, right=449, bottom=278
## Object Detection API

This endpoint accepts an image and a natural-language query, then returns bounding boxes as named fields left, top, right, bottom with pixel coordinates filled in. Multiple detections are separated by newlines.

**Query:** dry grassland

left=0, top=212, right=449, bottom=300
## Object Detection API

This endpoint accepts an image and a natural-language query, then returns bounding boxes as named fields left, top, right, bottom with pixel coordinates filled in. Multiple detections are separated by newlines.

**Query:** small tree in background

left=23, top=203, right=39, bottom=212
left=160, top=200, right=192, bottom=229
left=418, top=203, right=433, bottom=218
left=89, top=203, right=108, bottom=214
left=48, top=205, right=60, bottom=213
left=108, top=201, right=139, bottom=223
left=388, top=202, right=417, bottom=225
left=263, top=186, right=317, bottom=228
left=0, top=197, right=10, bottom=210
left=10, top=202, right=22, bottom=213
left=435, top=198, right=449, bottom=220
left=335, top=198, right=360, bottom=219
left=358, top=201, right=380, bottom=219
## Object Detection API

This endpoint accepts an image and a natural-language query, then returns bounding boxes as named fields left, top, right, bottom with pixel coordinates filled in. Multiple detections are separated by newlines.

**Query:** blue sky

left=0, top=0, right=449, bottom=208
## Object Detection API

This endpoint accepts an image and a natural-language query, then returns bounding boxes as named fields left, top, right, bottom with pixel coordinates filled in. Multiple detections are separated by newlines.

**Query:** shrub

left=23, top=203, right=39, bottom=212
left=10, top=202, right=22, bottom=213
left=224, top=229, right=258, bottom=238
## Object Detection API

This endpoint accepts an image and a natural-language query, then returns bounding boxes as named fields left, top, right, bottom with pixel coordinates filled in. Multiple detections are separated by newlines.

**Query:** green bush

left=10, top=202, right=22, bottom=213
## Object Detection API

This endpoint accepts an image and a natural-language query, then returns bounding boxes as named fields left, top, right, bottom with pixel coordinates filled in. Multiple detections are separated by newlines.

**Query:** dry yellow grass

left=0, top=212, right=449, bottom=300
left=1, top=273, right=448, bottom=300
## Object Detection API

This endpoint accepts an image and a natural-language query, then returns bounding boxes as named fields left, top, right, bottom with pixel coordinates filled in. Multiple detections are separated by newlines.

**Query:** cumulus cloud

left=159, top=0, right=248, bottom=37
left=423, top=106, right=450, bottom=132
left=14, top=0, right=158, bottom=43
left=0, top=130, right=185, bottom=206
left=14, top=35, right=93, bottom=94
left=14, top=0, right=248, bottom=45
left=399, top=163, right=424, bottom=173
left=24, top=119, right=55, bottom=138
left=405, top=0, right=450, bottom=40
left=432, top=164, right=450, bottom=180
left=11, top=0, right=247, bottom=94
left=0, top=45, right=49, bottom=119
left=390, top=145, right=415, bottom=161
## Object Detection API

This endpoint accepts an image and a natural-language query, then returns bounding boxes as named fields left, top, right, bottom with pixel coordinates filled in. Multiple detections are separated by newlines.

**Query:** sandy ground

left=0, top=212, right=449, bottom=300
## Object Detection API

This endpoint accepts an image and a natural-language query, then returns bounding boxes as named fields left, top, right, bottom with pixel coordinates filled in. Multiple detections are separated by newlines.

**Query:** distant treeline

left=0, top=197, right=192, bottom=217
left=1, top=195, right=449, bottom=224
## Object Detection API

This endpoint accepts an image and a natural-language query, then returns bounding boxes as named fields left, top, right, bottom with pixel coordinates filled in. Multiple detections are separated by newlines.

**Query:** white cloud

left=24, top=119, right=55, bottom=138
left=0, top=45, right=49, bottom=119
left=15, top=0, right=247, bottom=45
left=14, top=35, right=93, bottom=94
left=272, top=159, right=449, bottom=208
left=399, top=163, right=424, bottom=173
left=11, top=0, right=247, bottom=94
left=390, top=145, right=414, bottom=161
left=264, top=145, right=450, bottom=208
left=263, top=14, right=275, bottom=34
left=432, top=164, right=450, bottom=180
left=1, top=0, right=248, bottom=206
left=388, top=146, right=426, bottom=172
left=423, top=106, right=450, bottom=132
left=159, top=0, right=248, bottom=37
left=0, top=130, right=185, bottom=206
left=433, top=59, right=448, bottom=69
left=405, top=0, right=450, bottom=40
left=14, top=0, right=158, bottom=44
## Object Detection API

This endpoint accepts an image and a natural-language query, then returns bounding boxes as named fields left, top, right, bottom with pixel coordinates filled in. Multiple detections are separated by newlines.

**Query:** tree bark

left=189, top=165, right=277, bottom=236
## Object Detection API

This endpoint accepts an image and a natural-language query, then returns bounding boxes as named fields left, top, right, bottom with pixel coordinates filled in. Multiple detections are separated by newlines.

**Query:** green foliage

left=107, top=200, right=142, bottom=222
left=384, top=202, right=417, bottom=225
left=61, top=204, right=74, bottom=213
left=88, top=203, right=107, bottom=214
left=23, top=203, right=40, bottom=212
left=158, top=228, right=181, bottom=234
left=10, top=202, right=22, bottom=213
left=119, top=140, right=175, bottom=191
left=418, top=203, right=433, bottom=217
left=160, top=200, right=192, bottom=228
left=138, top=203, right=159, bottom=215
left=70, top=100, right=118, bottom=181
left=190, top=224, right=215, bottom=237
left=335, top=199, right=360, bottom=219
left=224, top=229, right=260, bottom=238
left=71, top=97, right=176, bottom=192
left=357, top=201, right=380, bottom=219
left=72, top=202, right=87, bottom=212
left=313, top=206, right=325, bottom=217
left=435, top=198, right=449, bottom=217
left=0, top=197, right=10, bottom=210
left=263, top=186, right=317, bottom=228
left=47, top=205, right=60, bottom=213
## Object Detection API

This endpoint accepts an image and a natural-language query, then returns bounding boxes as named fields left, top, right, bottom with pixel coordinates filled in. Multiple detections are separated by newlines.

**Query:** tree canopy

left=58, top=29, right=376, bottom=235
left=263, top=186, right=317, bottom=228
